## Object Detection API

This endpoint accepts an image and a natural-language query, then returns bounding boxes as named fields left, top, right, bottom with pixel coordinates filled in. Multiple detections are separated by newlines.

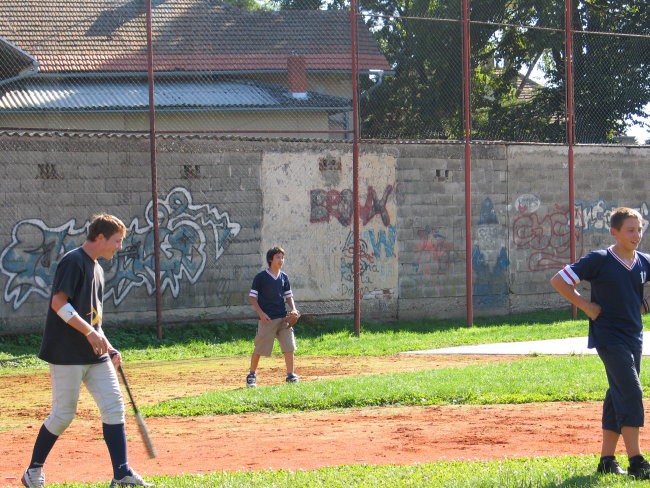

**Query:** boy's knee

left=100, top=399, right=126, bottom=425
left=44, top=409, right=76, bottom=436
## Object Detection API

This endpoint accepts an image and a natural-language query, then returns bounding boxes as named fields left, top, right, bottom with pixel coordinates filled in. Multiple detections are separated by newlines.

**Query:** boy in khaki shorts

left=246, top=246, right=301, bottom=387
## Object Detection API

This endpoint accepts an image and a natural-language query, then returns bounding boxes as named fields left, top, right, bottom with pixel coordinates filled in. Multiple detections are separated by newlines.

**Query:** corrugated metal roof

left=0, top=78, right=351, bottom=111
left=0, top=0, right=391, bottom=73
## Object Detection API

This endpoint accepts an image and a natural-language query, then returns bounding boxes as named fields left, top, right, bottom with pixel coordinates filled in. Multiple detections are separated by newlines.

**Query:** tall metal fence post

left=462, top=0, right=474, bottom=326
left=350, top=0, right=361, bottom=336
left=146, top=0, right=163, bottom=338
left=565, top=0, right=577, bottom=319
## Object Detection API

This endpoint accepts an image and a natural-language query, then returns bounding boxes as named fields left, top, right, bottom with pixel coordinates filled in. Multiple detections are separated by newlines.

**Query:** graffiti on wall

left=366, top=225, right=397, bottom=259
left=472, top=246, right=510, bottom=308
left=310, top=184, right=397, bottom=297
left=414, top=226, right=454, bottom=278
left=310, top=185, right=394, bottom=227
left=339, top=225, right=397, bottom=296
left=512, top=205, right=577, bottom=271
left=513, top=196, right=649, bottom=272
left=575, top=200, right=649, bottom=233
left=0, top=187, right=241, bottom=309
left=474, top=197, right=509, bottom=307
left=340, top=231, right=376, bottom=282
left=515, top=194, right=541, bottom=213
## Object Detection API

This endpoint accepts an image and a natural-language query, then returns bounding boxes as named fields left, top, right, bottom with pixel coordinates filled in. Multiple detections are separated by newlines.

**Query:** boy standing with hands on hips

left=551, top=207, right=650, bottom=478
left=246, top=246, right=300, bottom=387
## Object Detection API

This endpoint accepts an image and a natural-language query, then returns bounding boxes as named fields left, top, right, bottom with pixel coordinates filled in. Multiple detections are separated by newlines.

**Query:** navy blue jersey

left=249, top=269, right=293, bottom=319
left=559, top=248, right=650, bottom=350
left=39, top=247, right=108, bottom=365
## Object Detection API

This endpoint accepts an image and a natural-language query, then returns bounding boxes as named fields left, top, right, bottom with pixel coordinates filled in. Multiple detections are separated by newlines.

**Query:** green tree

left=355, top=0, right=570, bottom=140
left=571, top=0, right=649, bottom=143
left=359, top=0, right=465, bottom=139
left=270, top=0, right=649, bottom=143
left=475, top=0, right=649, bottom=143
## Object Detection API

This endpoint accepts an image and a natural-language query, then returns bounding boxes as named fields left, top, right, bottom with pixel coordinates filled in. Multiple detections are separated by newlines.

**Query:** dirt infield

left=2, top=354, right=648, bottom=486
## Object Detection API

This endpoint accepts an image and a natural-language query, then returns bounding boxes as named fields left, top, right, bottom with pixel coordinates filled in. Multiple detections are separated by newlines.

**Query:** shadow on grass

left=0, top=309, right=577, bottom=363
left=378, top=308, right=577, bottom=333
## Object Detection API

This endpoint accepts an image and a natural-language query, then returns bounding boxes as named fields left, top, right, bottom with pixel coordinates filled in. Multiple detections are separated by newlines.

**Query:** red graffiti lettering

left=512, top=206, right=583, bottom=271
left=415, top=228, right=454, bottom=277
left=310, top=186, right=393, bottom=227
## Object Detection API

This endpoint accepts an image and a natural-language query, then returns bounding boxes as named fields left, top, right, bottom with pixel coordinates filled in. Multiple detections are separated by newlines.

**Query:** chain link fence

left=0, top=0, right=648, bottom=333
left=2, top=1, right=645, bottom=143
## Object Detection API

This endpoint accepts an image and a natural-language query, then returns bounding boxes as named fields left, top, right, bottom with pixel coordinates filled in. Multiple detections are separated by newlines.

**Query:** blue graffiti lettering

left=0, top=219, right=86, bottom=308
left=364, top=225, right=397, bottom=259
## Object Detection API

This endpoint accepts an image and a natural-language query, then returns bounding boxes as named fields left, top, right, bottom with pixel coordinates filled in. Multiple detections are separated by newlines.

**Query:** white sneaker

left=21, top=467, right=45, bottom=488
left=109, top=470, right=152, bottom=487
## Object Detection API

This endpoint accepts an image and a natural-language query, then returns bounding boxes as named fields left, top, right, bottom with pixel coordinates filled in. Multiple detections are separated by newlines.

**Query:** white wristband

left=57, top=302, right=80, bottom=324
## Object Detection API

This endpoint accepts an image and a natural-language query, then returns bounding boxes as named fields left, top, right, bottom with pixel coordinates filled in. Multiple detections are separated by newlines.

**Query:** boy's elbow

left=549, top=273, right=561, bottom=290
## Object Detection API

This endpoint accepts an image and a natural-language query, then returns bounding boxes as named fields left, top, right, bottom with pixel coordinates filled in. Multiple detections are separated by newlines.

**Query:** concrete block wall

left=0, top=133, right=648, bottom=332
left=0, top=136, right=264, bottom=331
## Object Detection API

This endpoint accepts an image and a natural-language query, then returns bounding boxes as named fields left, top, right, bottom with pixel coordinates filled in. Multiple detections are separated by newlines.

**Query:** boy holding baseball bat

left=246, top=246, right=301, bottom=387
left=21, top=214, right=151, bottom=488
left=551, top=207, right=650, bottom=479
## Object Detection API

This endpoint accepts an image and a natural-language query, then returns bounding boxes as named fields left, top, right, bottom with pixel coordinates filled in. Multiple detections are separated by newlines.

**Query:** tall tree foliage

left=273, top=0, right=648, bottom=142
left=474, top=0, right=649, bottom=143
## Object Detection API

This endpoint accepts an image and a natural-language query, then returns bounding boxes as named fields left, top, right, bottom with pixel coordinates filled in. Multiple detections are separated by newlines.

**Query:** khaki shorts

left=253, top=317, right=296, bottom=356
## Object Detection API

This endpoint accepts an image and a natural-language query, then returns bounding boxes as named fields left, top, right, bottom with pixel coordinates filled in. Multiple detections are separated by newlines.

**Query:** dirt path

left=1, top=354, right=642, bottom=486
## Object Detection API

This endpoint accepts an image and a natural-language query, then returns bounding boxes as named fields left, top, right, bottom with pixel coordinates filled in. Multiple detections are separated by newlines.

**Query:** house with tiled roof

left=0, top=0, right=391, bottom=137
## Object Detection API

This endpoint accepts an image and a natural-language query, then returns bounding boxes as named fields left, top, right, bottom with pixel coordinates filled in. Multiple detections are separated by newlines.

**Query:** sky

left=625, top=110, right=649, bottom=144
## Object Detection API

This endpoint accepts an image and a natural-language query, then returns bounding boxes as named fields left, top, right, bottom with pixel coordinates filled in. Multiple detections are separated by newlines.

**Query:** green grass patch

left=42, top=455, right=649, bottom=487
left=142, top=355, right=636, bottom=416
left=0, top=309, right=589, bottom=370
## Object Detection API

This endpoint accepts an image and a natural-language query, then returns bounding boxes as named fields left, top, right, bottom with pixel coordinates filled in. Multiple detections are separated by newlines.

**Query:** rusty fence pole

left=462, top=0, right=474, bottom=326
left=350, top=0, right=362, bottom=336
left=145, top=0, right=163, bottom=338
left=565, top=0, right=577, bottom=319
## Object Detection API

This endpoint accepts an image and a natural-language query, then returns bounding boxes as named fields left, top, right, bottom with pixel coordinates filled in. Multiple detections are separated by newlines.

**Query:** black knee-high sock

left=103, top=423, right=129, bottom=479
left=29, top=424, right=59, bottom=469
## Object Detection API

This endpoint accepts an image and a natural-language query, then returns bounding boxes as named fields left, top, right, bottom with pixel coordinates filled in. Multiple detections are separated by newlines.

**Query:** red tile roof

left=0, top=0, right=390, bottom=73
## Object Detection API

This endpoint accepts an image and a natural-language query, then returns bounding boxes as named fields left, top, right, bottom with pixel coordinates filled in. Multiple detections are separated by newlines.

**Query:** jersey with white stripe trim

left=561, top=249, right=650, bottom=349
left=249, top=269, right=293, bottom=319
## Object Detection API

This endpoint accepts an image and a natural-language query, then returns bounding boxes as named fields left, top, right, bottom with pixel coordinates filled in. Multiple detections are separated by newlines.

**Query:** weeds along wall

left=0, top=134, right=648, bottom=332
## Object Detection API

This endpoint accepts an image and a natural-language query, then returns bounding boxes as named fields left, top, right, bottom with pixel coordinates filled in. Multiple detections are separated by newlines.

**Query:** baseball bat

left=117, top=364, right=158, bottom=458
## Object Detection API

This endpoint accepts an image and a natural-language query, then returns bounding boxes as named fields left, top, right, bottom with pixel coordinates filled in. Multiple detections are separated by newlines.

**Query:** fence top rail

left=362, top=12, right=650, bottom=39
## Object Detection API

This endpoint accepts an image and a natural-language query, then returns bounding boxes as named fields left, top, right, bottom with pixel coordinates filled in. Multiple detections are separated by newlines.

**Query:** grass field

left=31, top=456, right=650, bottom=488
left=0, top=309, right=586, bottom=369
left=4, top=310, right=650, bottom=487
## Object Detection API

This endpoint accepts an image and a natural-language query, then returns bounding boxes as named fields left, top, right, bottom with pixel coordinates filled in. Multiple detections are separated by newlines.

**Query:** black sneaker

left=286, top=373, right=299, bottom=383
left=246, top=372, right=256, bottom=388
left=628, top=455, right=650, bottom=479
left=596, top=456, right=626, bottom=475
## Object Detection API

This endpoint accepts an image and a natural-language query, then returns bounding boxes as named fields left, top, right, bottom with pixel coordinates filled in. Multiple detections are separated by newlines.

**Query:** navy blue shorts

left=596, top=344, right=644, bottom=432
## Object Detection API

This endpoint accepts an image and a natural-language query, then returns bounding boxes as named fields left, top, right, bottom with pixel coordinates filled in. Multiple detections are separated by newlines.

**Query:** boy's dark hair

left=87, top=214, right=127, bottom=242
left=610, top=207, right=643, bottom=230
left=266, top=246, right=286, bottom=266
